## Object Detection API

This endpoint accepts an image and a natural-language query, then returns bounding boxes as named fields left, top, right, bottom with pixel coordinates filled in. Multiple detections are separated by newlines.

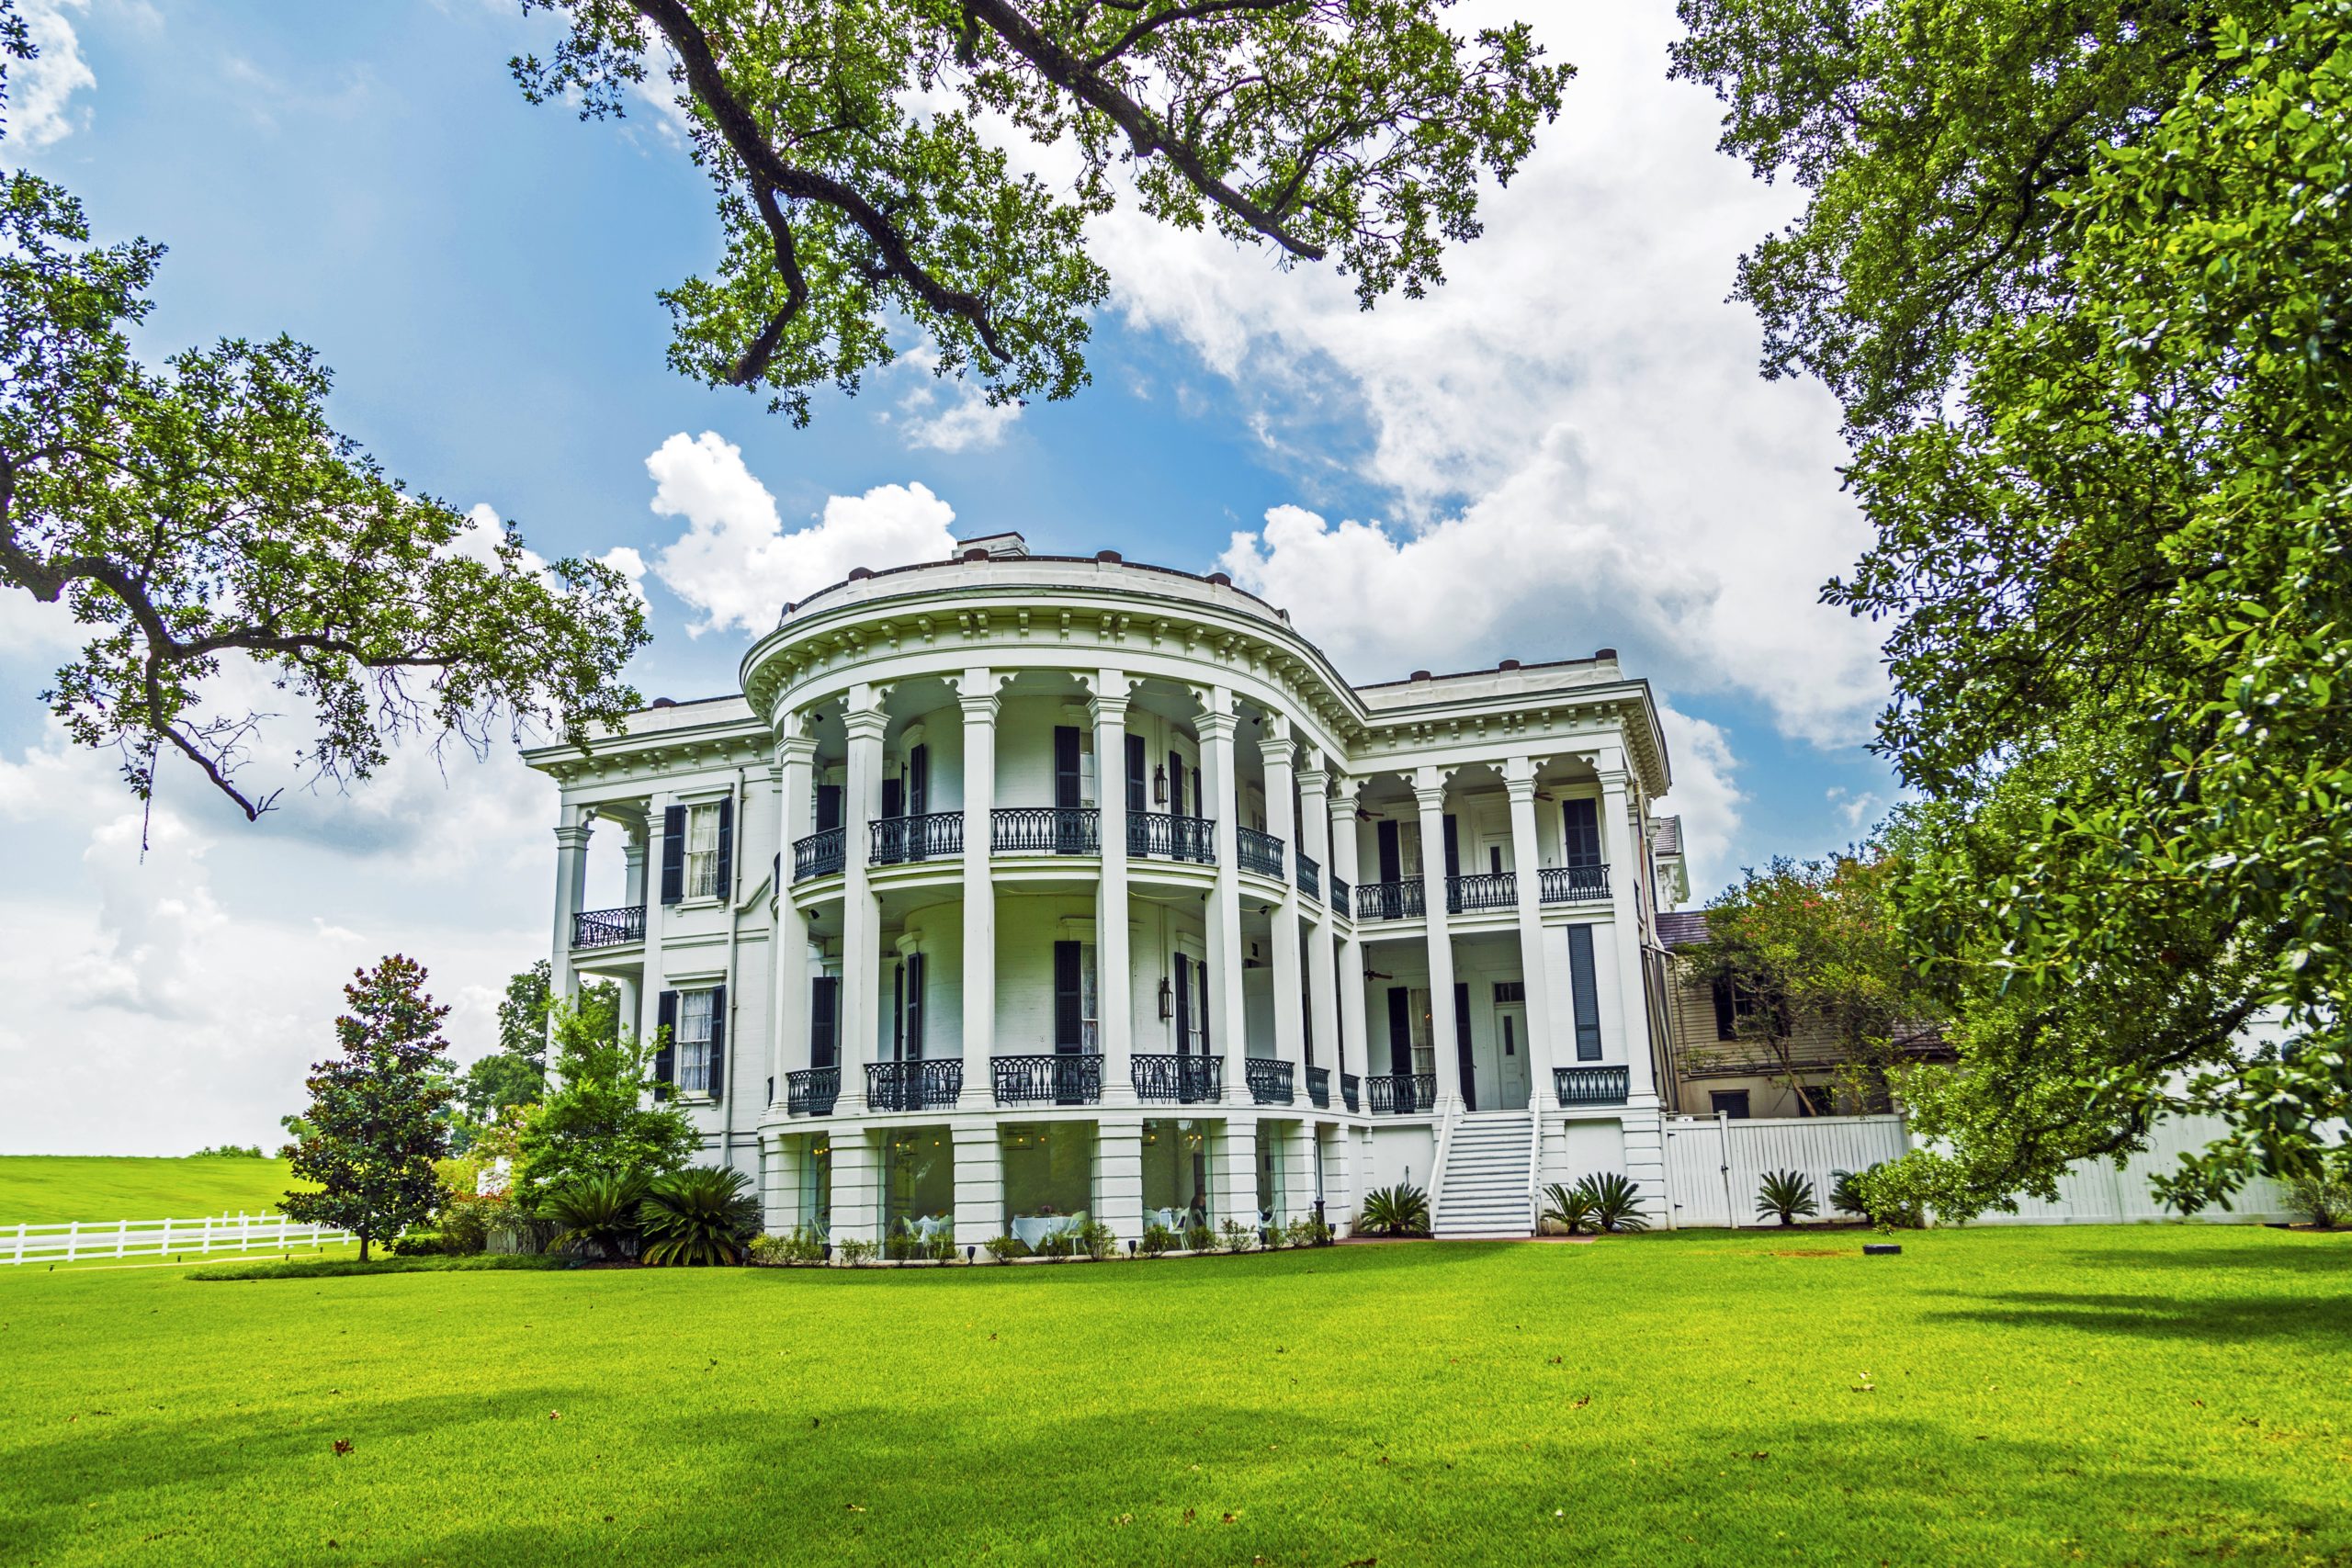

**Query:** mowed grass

left=0, top=1156, right=309, bottom=1225
left=5, top=1226, right=2348, bottom=1567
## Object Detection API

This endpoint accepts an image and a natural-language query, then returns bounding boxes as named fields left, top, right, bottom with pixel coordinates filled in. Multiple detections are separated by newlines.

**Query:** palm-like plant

left=541, top=1172, right=647, bottom=1260
left=1829, top=1168, right=1870, bottom=1219
left=1579, top=1172, right=1649, bottom=1233
left=1359, top=1183, right=1430, bottom=1236
left=1757, top=1168, right=1819, bottom=1226
left=639, top=1167, right=762, bottom=1266
left=1541, top=1180, right=1600, bottom=1235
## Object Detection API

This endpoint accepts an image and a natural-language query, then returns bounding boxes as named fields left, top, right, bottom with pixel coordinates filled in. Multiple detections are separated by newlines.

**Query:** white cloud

left=894, top=350, right=1023, bottom=453
left=10, top=0, right=95, bottom=147
left=1825, top=786, right=1885, bottom=839
left=646, top=430, right=960, bottom=636
left=1091, top=3, right=1887, bottom=747
left=1656, top=705, right=1745, bottom=901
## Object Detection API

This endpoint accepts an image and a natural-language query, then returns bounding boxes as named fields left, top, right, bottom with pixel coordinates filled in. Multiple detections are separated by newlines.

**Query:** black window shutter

left=810, top=976, right=839, bottom=1068
left=1442, top=815, right=1461, bottom=879
left=1377, top=819, right=1402, bottom=882
left=1712, top=976, right=1737, bottom=1042
left=707, top=984, right=726, bottom=1098
left=1053, top=940, right=1082, bottom=1052
left=1453, top=982, right=1476, bottom=1111
left=660, top=805, right=686, bottom=905
left=1197, top=956, right=1211, bottom=1053
left=891, top=963, right=905, bottom=1061
left=1567, top=925, right=1603, bottom=1060
left=882, top=777, right=903, bottom=819
left=1190, top=767, right=1202, bottom=818
left=1054, top=727, right=1082, bottom=809
left=1563, top=799, right=1600, bottom=868
left=1386, top=987, right=1412, bottom=1075
left=1168, top=748, right=1185, bottom=816
left=1125, top=734, right=1148, bottom=812
left=906, top=953, right=925, bottom=1058
left=815, top=784, right=843, bottom=832
left=715, top=798, right=734, bottom=899
left=909, top=745, right=929, bottom=818
left=654, top=989, right=678, bottom=1096
left=1301, top=984, right=1315, bottom=1066
left=1173, top=953, right=1193, bottom=1051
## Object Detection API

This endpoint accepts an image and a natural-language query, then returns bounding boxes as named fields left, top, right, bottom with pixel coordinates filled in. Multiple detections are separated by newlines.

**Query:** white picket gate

left=1661, top=1111, right=2304, bottom=1228
left=4, top=1211, right=354, bottom=1265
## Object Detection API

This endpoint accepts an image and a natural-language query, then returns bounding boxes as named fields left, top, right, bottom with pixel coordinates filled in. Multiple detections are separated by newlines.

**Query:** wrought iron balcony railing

left=992, top=807, right=1100, bottom=855
left=991, top=1053, right=1102, bottom=1105
left=1236, top=827, right=1286, bottom=879
left=793, top=828, right=845, bottom=882
left=1539, top=863, right=1611, bottom=903
left=1355, top=878, right=1425, bottom=919
left=1297, top=852, right=1320, bottom=902
left=865, top=1058, right=965, bottom=1111
left=1131, top=1053, right=1222, bottom=1104
left=1330, top=873, right=1351, bottom=913
left=785, top=1066, right=841, bottom=1116
left=1340, top=1072, right=1362, bottom=1113
left=1127, top=811, right=1216, bottom=863
left=571, top=904, right=645, bottom=949
left=1306, top=1065, right=1331, bottom=1109
left=1448, top=871, right=1517, bottom=913
left=1555, top=1064, right=1630, bottom=1106
left=1245, top=1058, right=1295, bottom=1105
left=1365, top=1072, right=1437, bottom=1114
left=870, top=811, right=963, bottom=866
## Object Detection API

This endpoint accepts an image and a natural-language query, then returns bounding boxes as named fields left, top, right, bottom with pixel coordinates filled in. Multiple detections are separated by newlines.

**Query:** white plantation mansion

left=524, top=535, right=1690, bottom=1246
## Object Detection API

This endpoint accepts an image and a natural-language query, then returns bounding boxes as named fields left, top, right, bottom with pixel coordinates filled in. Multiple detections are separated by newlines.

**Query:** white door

left=1494, top=1003, right=1532, bottom=1110
left=1664, top=1117, right=1734, bottom=1229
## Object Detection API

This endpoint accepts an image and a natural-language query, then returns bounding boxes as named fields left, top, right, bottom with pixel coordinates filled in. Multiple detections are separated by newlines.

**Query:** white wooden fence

left=1660, top=1112, right=2300, bottom=1228
left=5, top=1211, right=354, bottom=1265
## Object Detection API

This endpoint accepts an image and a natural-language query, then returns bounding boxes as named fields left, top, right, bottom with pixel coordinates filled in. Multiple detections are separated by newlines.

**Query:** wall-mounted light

left=1158, top=976, right=1174, bottom=1020
left=1152, top=762, right=1169, bottom=805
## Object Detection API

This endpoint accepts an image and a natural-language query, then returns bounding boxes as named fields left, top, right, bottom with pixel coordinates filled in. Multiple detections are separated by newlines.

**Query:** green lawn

left=0, top=1155, right=310, bottom=1226
left=5, top=1226, right=2347, bottom=1566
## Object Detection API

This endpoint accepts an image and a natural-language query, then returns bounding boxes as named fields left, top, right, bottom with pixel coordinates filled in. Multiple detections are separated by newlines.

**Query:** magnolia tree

left=282, top=955, right=457, bottom=1260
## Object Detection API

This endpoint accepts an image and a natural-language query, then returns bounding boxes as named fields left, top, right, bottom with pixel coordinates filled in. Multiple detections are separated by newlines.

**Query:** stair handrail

left=1427, top=1100, right=1460, bottom=1228
left=1525, top=1101, right=1544, bottom=1235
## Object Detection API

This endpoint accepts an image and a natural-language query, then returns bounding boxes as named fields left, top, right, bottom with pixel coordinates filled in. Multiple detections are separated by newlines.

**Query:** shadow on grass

left=1924, top=1287, right=2352, bottom=1345
left=2054, top=1237, right=2352, bottom=1278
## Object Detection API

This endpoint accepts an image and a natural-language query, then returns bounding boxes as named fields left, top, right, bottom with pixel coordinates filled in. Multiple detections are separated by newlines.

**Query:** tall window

left=1562, top=798, right=1602, bottom=868
left=1080, top=942, right=1099, bottom=1051
left=677, top=988, right=716, bottom=1094
left=685, top=803, right=722, bottom=898
left=1409, top=987, right=1434, bottom=1077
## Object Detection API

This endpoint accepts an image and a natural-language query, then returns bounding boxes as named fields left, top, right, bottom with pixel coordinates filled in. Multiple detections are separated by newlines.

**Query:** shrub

left=389, top=1230, right=449, bottom=1257
left=483, top=1200, right=559, bottom=1256
left=1182, top=1223, right=1215, bottom=1253
left=1038, top=1229, right=1081, bottom=1258
left=640, top=1167, right=762, bottom=1266
left=1359, top=1183, right=1430, bottom=1237
left=2288, top=1172, right=2352, bottom=1228
left=1140, top=1223, right=1175, bottom=1257
left=835, top=1236, right=880, bottom=1266
left=1757, top=1169, right=1819, bottom=1226
left=1541, top=1180, right=1600, bottom=1235
left=1284, top=1214, right=1328, bottom=1248
left=1079, top=1220, right=1117, bottom=1261
left=747, top=1233, right=790, bottom=1266
left=431, top=1192, right=493, bottom=1256
left=1577, top=1172, right=1649, bottom=1233
left=541, top=1172, right=647, bottom=1261
left=1218, top=1217, right=1255, bottom=1254
left=750, top=1225, right=828, bottom=1265
left=1829, top=1168, right=1871, bottom=1219
left=192, top=1143, right=265, bottom=1158
left=512, top=991, right=696, bottom=1209
left=983, top=1234, right=1026, bottom=1263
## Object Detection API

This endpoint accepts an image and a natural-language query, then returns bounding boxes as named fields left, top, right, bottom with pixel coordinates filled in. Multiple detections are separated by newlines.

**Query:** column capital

left=1504, top=773, right=1540, bottom=805
left=1296, top=767, right=1330, bottom=798
left=554, top=819, right=594, bottom=850
left=842, top=708, right=891, bottom=742
left=1259, top=730, right=1296, bottom=770
left=1413, top=783, right=1449, bottom=814
left=1089, top=691, right=1131, bottom=722
left=1196, top=709, right=1240, bottom=743
left=777, top=733, right=820, bottom=766
left=1501, top=754, right=1540, bottom=785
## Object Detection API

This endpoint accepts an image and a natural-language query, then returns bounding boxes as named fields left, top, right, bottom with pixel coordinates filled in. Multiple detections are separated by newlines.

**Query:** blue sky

left=0, top=1, right=1902, bottom=1153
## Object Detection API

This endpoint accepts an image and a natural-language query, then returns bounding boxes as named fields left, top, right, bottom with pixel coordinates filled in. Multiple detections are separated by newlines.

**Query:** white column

left=771, top=729, right=818, bottom=1111
left=1416, top=766, right=1464, bottom=1111
left=952, top=1123, right=1002, bottom=1254
left=1504, top=758, right=1561, bottom=1111
left=1600, top=765, right=1658, bottom=1102
left=1298, top=762, right=1339, bottom=1103
left=1260, top=716, right=1305, bottom=1087
left=1330, top=788, right=1370, bottom=1104
left=841, top=689, right=888, bottom=1094
left=1279, top=1121, right=1315, bottom=1228
left=1093, top=673, right=1135, bottom=1104
left=959, top=674, right=998, bottom=1073
left=1217, top=1119, right=1258, bottom=1231
left=1096, top=1116, right=1145, bottom=1247
left=1321, top=1122, right=1359, bottom=1235
left=831, top=1131, right=879, bottom=1247
left=623, top=823, right=647, bottom=908
left=549, top=804, right=592, bottom=1011
left=1197, top=691, right=1250, bottom=1106
left=639, top=791, right=671, bottom=1051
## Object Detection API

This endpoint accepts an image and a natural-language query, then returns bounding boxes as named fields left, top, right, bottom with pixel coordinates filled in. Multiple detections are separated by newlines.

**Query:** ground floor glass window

left=1001, top=1122, right=1093, bottom=1253
left=797, top=1135, right=831, bottom=1238
left=1140, top=1119, right=1210, bottom=1236
left=882, top=1125, right=955, bottom=1258
left=1255, top=1126, right=1287, bottom=1229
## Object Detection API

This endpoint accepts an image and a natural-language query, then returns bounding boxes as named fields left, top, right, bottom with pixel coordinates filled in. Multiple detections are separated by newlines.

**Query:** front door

left=1494, top=1002, right=1531, bottom=1110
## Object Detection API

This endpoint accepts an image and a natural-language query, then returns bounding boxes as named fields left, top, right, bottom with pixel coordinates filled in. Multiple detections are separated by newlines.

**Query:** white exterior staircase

left=1430, top=1110, right=1538, bottom=1238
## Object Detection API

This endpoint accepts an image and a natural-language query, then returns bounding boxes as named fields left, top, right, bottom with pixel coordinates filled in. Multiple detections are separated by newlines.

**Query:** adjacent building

left=525, top=536, right=1688, bottom=1246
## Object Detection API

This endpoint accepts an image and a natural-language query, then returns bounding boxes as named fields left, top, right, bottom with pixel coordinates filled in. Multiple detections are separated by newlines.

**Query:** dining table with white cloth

left=1009, top=1212, right=1086, bottom=1248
